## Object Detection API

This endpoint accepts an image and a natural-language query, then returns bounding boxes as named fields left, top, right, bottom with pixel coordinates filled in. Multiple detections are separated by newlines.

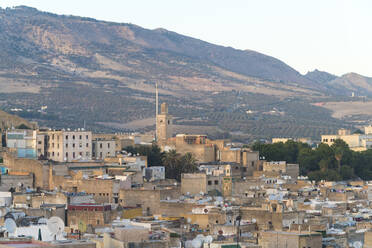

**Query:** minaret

left=155, top=83, right=159, bottom=142
left=156, top=102, right=172, bottom=146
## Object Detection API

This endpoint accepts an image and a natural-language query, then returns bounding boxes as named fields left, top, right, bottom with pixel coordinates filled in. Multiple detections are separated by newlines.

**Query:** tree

left=181, top=152, right=198, bottom=174
left=162, top=150, right=182, bottom=181
left=123, top=144, right=164, bottom=167
left=162, top=151, right=198, bottom=182
left=340, top=165, right=354, bottom=180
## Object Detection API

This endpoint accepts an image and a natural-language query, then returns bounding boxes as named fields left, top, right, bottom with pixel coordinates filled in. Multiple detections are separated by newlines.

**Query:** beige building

left=262, top=161, right=299, bottom=180
left=321, top=128, right=372, bottom=151
left=259, top=230, right=322, bottom=248
left=365, top=125, right=372, bottom=135
left=156, top=103, right=172, bottom=146
left=181, top=173, right=222, bottom=195
left=42, top=130, right=92, bottom=162
left=92, top=138, right=115, bottom=160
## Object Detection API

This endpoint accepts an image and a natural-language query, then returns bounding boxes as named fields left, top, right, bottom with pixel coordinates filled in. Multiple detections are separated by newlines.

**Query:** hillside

left=305, top=70, right=337, bottom=85
left=0, top=6, right=361, bottom=140
left=326, top=73, right=372, bottom=97
left=0, top=110, right=34, bottom=130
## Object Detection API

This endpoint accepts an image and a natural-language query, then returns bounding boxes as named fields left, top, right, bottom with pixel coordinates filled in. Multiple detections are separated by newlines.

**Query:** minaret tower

left=156, top=102, right=172, bottom=147
left=155, top=83, right=159, bottom=142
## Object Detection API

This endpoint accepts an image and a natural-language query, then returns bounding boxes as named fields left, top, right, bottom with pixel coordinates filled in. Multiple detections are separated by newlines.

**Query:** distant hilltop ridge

left=0, top=6, right=371, bottom=95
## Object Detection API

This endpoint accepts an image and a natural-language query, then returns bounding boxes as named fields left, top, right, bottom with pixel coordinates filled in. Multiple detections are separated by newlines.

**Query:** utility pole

left=155, top=82, right=158, bottom=142
left=236, top=215, right=241, bottom=248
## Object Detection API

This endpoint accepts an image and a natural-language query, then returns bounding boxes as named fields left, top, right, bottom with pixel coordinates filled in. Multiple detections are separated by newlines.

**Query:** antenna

left=155, top=82, right=159, bottom=142
left=47, top=216, right=64, bottom=240
left=5, top=218, right=17, bottom=236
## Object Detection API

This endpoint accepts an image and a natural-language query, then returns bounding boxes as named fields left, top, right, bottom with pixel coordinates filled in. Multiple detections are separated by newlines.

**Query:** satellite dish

left=5, top=218, right=17, bottom=234
left=185, top=241, right=193, bottom=248
left=38, top=218, right=48, bottom=224
left=47, top=216, right=64, bottom=236
left=353, top=241, right=362, bottom=248
left=205, top=235, right=213, bottom=244
left=191, top=239, right=202, bottom=248
left=252, top=218, right=257, bottom=223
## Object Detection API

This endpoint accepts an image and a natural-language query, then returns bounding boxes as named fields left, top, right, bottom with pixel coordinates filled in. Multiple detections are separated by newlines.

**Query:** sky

left=1, top=0, right=372, bottom=77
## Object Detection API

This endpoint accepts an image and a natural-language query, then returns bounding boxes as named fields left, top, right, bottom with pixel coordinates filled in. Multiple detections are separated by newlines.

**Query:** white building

left=321, top=128, right=372, bottom=151
left=41, top=130, right=92, bottom=162
left=92, top=139, right=116, bottom=160
left=143, top=166, right=165, bottom=182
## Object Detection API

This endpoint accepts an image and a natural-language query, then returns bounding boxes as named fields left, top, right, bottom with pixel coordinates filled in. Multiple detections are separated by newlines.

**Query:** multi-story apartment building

left=92, top=138, right=116, bottom=160
left=42, top=130, right=92, bottom=162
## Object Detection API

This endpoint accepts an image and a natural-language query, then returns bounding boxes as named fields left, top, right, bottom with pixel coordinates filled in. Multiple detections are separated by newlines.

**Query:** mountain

left=327, top=73, right=372, bottom=97
left=0, top=6, right=356, bottom=139
left=305, top=69, right=337, bottom=84
left=0, top=6, right=319, bottom=92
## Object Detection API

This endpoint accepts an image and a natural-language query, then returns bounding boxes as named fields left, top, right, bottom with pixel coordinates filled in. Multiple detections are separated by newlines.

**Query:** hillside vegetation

left=0, top=6, right=370, bottom=140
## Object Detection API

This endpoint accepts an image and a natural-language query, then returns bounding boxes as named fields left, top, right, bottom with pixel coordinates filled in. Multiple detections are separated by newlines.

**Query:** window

left=79, top=152, right=82, bottom=156
left=243, top=168, right=247, bottom=172
left=52, top=143, right=54, bottom=148
left=52, top=134, right=55, bottom=140
left=86, top=152, right=89, bottom=156
left=73, top=143, right=75, bottom=148
left=73, top=152, right=75, bottom=158
left=208, top=180, right=212, bottom=185
left=66, top=144, right=68, bottom=148
left=57, top=144, right=59, bottom=149
left=52, top=152, right=55, bottom=156
left=86, top=135, right=89, bottom=139
left=251, top=161, right=254, bottom=167
left=57, top=152, right=59, bottom=157
left=66, top=135, right=68, bottom=140
left=66, top=152, right=68, bottom=158
left=86, top=143, right=89, bottom=148
left=97, top=220, right=100, bottom=225
left=73, top=135, right=75, bottom=140
left=100, top=152, right=102, bottom=158
left=79, top=143, right=82, bottom=148
left=214, top=180, right=218, bottom=185
left=38, top=141, right=42, bottom=145
left=108, top=143, right=110, bottom=148
left=100, top=143, right=103, bottom=149
left=79, top=135, right=82, bottom=140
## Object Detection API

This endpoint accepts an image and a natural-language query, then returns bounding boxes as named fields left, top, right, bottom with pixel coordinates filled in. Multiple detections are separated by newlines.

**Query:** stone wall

left=119, top=189, right=160, bottom=215
left=2, top=152, right=46, bottom=188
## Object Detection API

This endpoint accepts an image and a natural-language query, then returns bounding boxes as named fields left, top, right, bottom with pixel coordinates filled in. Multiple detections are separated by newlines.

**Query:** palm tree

left=162, top=150, right=181, bottom=180
left=334, top=147, right=344, bottom=173
left=181, top=152, right=198, bottom=174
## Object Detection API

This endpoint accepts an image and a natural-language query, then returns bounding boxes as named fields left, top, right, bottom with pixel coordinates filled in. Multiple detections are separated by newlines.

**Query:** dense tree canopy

left=251, top=139, right=370, bottom=181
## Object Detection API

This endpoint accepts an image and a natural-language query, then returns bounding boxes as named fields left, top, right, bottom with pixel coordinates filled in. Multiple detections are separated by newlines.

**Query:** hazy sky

left=1, top=0, right=371, bottom=77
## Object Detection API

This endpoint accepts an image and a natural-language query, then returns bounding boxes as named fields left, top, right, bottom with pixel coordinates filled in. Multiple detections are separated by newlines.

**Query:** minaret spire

left=155, top=82, right=159, bottom=142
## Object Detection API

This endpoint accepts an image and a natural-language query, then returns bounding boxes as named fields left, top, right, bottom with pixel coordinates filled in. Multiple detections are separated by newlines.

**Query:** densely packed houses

left=0, top=103, right=371, bottom=248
